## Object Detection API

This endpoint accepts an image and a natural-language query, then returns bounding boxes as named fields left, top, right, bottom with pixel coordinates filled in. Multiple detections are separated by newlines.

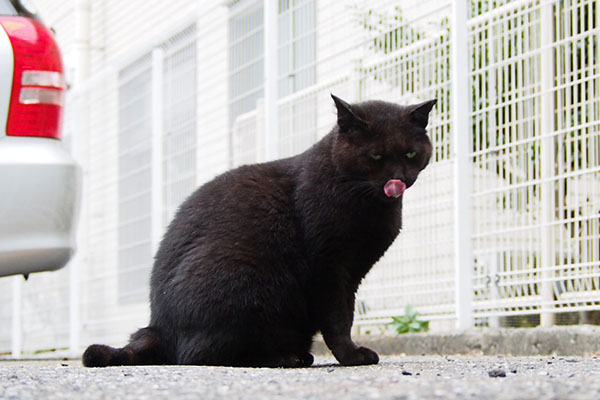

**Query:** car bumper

left=0, top=136, right=81, bottom=277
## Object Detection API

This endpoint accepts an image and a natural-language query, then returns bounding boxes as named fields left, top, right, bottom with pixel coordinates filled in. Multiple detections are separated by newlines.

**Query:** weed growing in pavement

left=389, top=305, right=429, bottom=334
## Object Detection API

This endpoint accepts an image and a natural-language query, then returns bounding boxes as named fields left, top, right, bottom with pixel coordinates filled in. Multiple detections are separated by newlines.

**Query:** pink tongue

left=384, top=179, right=407, bottom=198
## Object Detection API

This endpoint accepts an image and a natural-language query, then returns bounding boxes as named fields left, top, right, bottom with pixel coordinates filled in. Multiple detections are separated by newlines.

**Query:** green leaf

left=405, top=304, right=417, bottom=319
left=395, top=324, right=409, bottom=334
left=408, top=321, right=421, bottom=331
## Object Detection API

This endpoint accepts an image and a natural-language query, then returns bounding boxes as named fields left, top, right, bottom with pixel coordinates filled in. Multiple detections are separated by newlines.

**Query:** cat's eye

left=405, top=151, right=417, bottom=159
left=369, top=153, right=383, bottom=161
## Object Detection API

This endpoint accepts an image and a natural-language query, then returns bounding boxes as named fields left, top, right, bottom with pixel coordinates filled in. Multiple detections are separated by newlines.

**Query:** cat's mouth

left=383, top=179, right=407, bottom=198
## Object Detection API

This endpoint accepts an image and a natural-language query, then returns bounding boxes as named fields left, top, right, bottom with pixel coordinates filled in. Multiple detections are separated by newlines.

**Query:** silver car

left=0, top=0, right=80, bottom=277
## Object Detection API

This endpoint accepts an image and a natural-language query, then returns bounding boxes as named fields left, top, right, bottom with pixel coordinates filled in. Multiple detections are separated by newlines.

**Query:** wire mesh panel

left=230, top=0, right=319, bottom=165
left=20, top=272, right=71, bottom=352
left=470, top=0, right=548, bottom=322
left=277, top=0, right=318, bottom=158
left=74, top=68, right=138, bottom=347
left=229, top=2, right=265, bottom=130
left=162, top=25, right=198, bottom=228
left=0, top=274, right=71, bottom=355
left=353, top=0, right=455, bottom=330
left=117, top=53, right=153, bottom=305
left=470, top=0, right=600, bottom=326
left=232, top=106, right=264, bottom=167
left=229, top=2, right=265, bottom=167
left=549, top=0, right=600, bottom=316
left=278, top=0, right=316, bottom=98
left=76, top=27, right=201, bottom=349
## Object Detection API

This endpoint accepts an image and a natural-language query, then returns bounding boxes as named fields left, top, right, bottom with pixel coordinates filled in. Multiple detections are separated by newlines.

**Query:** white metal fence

left=1, top=0, right=599, bottom=357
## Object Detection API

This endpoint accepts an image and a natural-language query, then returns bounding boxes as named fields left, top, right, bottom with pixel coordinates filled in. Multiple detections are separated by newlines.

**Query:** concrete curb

left=312, top=326, right=600, bottom=356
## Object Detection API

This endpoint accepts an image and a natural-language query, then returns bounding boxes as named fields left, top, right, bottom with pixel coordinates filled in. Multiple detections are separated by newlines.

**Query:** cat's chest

left=342, top=205, right=401, bottom=251
left=303, top=196, right=402, bottom=262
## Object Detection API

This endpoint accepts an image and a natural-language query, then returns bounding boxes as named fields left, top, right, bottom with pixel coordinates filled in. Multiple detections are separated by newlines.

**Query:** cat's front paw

left=334, top=346, right=379, bottom=366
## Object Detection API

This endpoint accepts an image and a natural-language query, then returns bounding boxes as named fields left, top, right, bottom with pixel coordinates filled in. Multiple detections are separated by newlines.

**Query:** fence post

left=264, top=0, right=278, bottom=161
left=69, top=0, right=91, bottom=357
left=451, top=0, right=474, bottom=329
left=151, top=48, right=165, bottom=254
left=68, top=89, right=83, bottom=357
left=540, top=0, right=555, bottom=327
left=11, top=276, right=23, bottom=358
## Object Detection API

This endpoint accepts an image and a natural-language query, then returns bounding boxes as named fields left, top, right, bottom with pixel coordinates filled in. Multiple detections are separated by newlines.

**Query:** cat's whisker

left=341, top=181, right=378, bottom=202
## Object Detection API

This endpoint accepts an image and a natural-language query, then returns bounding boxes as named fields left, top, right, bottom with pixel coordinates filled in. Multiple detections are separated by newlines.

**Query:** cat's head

left=330, top=94, right=436, bottom=201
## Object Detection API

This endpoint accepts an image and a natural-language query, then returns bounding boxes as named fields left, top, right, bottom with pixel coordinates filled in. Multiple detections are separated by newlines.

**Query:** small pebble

left=402, top=371, right=412, bottom=376
left=488, top=369, right=506, bottom=378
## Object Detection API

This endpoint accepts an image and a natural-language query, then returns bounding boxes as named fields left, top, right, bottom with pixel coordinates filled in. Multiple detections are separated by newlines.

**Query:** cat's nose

left=393, top=169, right=415, bottom=188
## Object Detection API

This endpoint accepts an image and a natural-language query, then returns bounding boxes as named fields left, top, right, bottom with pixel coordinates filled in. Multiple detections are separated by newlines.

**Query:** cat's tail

left=82, top=327, right=165, bottom=367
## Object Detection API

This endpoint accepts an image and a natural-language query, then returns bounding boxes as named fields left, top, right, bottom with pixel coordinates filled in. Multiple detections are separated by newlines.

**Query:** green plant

left=389, top=305, right=429, bottom=334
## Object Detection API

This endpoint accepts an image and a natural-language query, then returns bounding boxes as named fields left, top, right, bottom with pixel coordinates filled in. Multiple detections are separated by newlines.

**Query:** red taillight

left=0, top=17, right=65, bottom=139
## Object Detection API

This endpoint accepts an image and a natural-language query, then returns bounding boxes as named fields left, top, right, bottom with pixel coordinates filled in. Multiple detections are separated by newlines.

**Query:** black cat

left=83, top=94, right=436, bottom=368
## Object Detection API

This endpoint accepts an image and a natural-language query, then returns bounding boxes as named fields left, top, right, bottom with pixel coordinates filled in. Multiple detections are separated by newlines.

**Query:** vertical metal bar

left=256, top=98, right=265, bottom=160
left=264, top=0, right=278, bottom=161
left=74, top=0, right=91, bottom=83
left=452, top=0, right=474, bottom=329
left=351, top=57, right=362, bottom=103
left=351, top=2, right=365, bottom=104
left=151, top=48, right=165, bottom=254
left=11, top=276, right=23, bottom=358
left=68, top=0, right=91, bottom=358
left=69, top=243, right=81, bottom=356
left=490, top=252, right=500, bottom=328
left=69, top=241, right=81, bottom=356
left=540, top=0, right=555, bottom=327
left=68, top=93, right=83, bottom=357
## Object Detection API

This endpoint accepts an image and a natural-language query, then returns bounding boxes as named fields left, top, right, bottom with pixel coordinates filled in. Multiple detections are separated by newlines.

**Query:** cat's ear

left=331, top=94, right=367, bottom=132
left=408, top=99, right=437, bottom=128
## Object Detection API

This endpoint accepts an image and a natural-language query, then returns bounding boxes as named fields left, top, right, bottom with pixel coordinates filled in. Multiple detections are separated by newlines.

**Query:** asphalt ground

left=2, top=355, right=600, bottom=399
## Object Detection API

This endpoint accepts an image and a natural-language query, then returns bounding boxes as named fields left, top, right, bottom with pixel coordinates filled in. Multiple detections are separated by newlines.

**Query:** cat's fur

left=83, top=95, right=436, bottom=368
